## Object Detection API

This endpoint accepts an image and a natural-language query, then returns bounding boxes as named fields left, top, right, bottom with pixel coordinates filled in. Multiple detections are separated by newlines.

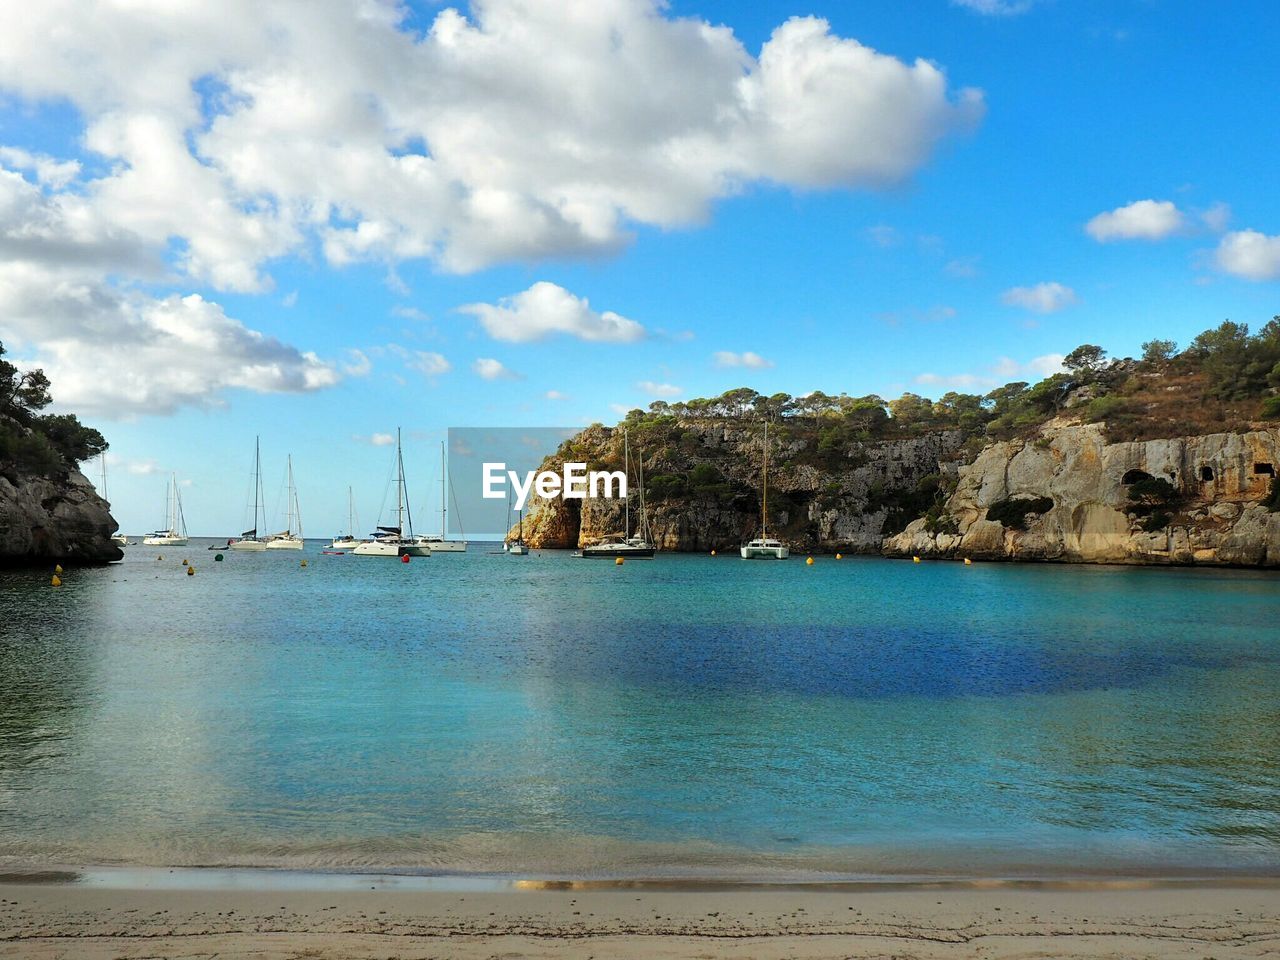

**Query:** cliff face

left=516, top=421, right=965, bottom=552
left=885, top=423, right=1280, bottom=566
left=0, top=466, right=122, bottom=566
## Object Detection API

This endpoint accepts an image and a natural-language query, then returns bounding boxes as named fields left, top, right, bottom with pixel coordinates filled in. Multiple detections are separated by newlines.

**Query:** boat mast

left=285, top=455, right=295, bottom=535
left=170, top=472, right=178, bottom=534
left=623, top=427, right=631, bottom=539
left=347, top=486, right=355, bottom=538
left=440, top=440, right=447, bottom=539
left=254, top=436, right=264, bottom=536
left=762, top=421, right=768, bottom=541
left=637, top=440, right=648, bottom=543
left=395, top=428, right=404, bottom=537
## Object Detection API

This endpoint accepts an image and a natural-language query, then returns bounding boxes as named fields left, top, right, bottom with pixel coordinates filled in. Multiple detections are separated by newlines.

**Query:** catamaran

left=578, top=426, right=655, bottom=558
left=265, top=454, right=304, bottom=549
left=229, top=436, right=268, bottom=551
left=740, top=420, right=789, bottom=559
left=328, top=487, right=360, bottom=550
left=353, top=429, right=430, bottom=557
left=416, top=440, right=466, bottom=552
left=142, top=473, right=188, bottom=546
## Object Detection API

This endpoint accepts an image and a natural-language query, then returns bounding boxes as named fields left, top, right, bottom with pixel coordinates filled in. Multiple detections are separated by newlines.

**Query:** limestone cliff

left=885, top=422, right=1280, bottom=566
left=515, top=421, right=966, bottom=552
left=0, top=465, right=122, bottom=566
left=517, top=416, right=1280, bottom=567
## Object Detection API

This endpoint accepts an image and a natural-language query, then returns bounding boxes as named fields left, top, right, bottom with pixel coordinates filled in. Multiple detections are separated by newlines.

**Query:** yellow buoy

left=181, top=558, right=188, bottom=566
left=912, top=556, right=921, bottom=563
left=615, top=557, right=624, bottom=565
left=157, top=555, right=163, bottom=561
left=187, top=565, right=195, bottom=576
left=710, top=549, right=716, bottom=556
left=53, top=563, right=63, bottom=574
left=806, top=556, right=814, bottom=565
left=300, top=559, right=308, bottom=567
left=835, top=553, right=843, bottom=560
left=51, top=575, right=62, bottom=587
left=963, top=557, right=972, bottom=565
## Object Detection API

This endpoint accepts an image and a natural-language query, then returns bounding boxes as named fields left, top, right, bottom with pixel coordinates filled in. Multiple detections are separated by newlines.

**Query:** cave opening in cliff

left=1255, top=463, right=1275, bottom=476
left=1201, top=466, right=1215, bottom=481
left=1122, top=469, right=1154, bottom=485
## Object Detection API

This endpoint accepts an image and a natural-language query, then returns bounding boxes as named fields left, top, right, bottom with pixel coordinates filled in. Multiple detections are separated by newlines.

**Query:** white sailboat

left=328, top=487, right=360, bottom=550
left=506, top=504, right=528, bottom=555
left=265, top=454, right=305, bottom=550
left=578, top=427, right=655, bottom=558
left=353, top=429, right=430, bottom=557
left=100, top=455, right=130, bottom=547
left=416, top=440, right=467, bottom=552
left=229, top=436, right=268, bottom=551
left=142, top=473, right=188, bottom=546
left=740, top=421, right=789, bottom=560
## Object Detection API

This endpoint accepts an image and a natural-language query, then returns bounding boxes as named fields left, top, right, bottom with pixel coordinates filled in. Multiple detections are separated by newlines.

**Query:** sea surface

left=2, top=542, right=1279, bottom=881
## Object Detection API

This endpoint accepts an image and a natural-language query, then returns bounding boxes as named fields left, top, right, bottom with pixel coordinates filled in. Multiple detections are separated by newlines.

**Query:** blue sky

left=0, top=0, right=1277, bottom=536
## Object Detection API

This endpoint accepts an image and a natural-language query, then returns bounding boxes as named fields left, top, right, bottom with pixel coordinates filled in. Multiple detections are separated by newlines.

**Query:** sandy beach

left=2, top=878, right=1279, bottom=959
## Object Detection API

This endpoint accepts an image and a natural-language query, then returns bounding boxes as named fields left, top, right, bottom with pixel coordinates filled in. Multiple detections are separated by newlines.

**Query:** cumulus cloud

left=1086, top=199, right=1185, bottom=242
left=1001, top=282, right=1077, bottom=314
left=1215, top=230, right=1280, bottom=281
left=637, top=380, right=682, bottom=397
left=342, top=349, right=372, bottom=377
left=472, top=357, right=522, bottom=381
left=713, top=350, right=775, bottom=369
left=389, top=346, right=450, bottom=378
left=951, top=0, right=1036, bottom=14
left=352, top=432, right=396, bottom=447
left=915, top=353, right=1064, bottom=392
left=459, top=281, right=646, bottom=344
left=0, top=262, right=338, bottom=418
left=0, top=1, right=983, bottom=284
left=544, top=389, right=569, bottom=401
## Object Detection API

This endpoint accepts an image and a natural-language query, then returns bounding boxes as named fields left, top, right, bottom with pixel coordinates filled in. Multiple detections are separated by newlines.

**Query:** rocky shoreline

left=0, top=467, right=122, bottom=566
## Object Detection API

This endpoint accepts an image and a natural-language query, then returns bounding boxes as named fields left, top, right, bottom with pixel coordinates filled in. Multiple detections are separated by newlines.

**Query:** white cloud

left=1215, top=230, right=1280, bottom=282
left=390, top=347, right=450, bottom=378
left=281, top=290, right=298, bottom=308
left=0, top=146, right=80, bottom=188
left=993, top=353, right=1066, bottom=378
left=713, top=350, right=775, bottom=369
left=1085, top=199, right=1185, bottom=242
left=545, top=389, right=569, bottom=401
left=1001, top=282, right=1077, bottom=314
left=1201, top=202, right=1232, bottom=233
left=637, top=380, right=682, bottom=397
left=915, top=371, right=989, bottom=389
left=864, top=224, right=901, bottom=248
left=0, top=262, right=338, bottom=418
left=125, top=459, right=161, bottom=475
left=472, top=357, right=522, bottom=381
left=342, top=349, right=372, bottom=377
left=459, top=281, right=646, bottom=344
left=0, top=1, right=983, bottom=283
left=951, top=0, right=1036, bottom=14
left=944, top=255, right=980, bottom=278
left=916, top=353, right=1064, bottom=392
left=369, top=433, right=395, bottom=447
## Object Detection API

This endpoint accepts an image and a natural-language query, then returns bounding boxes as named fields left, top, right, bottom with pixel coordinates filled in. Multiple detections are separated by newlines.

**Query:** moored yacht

left=328, top=487, right=360, bottom=550
left=416, top=441, right=467, bottom=552
left=352, top=429, right=430, bottom=557
left=230, top=436, right=268, bottom=551
left=578, top=427, right=655, bottom=558
left=142, top=473, right=188, bottom=546
left=740, top=421, right=789, bottom=560
left=264, top=454, right=304, bottom=549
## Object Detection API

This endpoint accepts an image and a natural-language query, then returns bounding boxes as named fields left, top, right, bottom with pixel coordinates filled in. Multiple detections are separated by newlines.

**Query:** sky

left=0, top=0, right=1278, bottom=537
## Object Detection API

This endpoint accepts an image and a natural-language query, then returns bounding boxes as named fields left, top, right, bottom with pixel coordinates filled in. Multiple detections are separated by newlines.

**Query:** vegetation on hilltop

left=604, top=315, right=1280, bottom=449
left=0, top=341, right=107, bottom=478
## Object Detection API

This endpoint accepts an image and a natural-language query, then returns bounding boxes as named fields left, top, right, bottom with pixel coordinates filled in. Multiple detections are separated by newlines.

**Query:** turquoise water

left=1, top=544, right=1279, bottom=880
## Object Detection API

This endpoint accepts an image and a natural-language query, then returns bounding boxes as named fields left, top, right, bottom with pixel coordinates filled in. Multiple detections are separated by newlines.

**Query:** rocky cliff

left=885, top=422, right=1280, bottom=566
left=0, top=466, right=122, bottom=566
left=517, top=416, right=1280, bottom=567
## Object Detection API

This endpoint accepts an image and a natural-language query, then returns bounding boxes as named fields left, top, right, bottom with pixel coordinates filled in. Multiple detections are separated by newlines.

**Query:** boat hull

left=265, top=537, right=304, bottom=550
left=416, top=539, right=467, bottom=552
left=326, top=539, right=358, bottom=551
left=579, top=545, right=655, bottom=558
left=740, top=545, right=790, bottom=559
left=352, top=540, right=430, bottom=557
left=229, top=539, right=267, bottom=552
left=507, top=543, right=529, bottom=555
left=142, top=535, right=188, bottom=546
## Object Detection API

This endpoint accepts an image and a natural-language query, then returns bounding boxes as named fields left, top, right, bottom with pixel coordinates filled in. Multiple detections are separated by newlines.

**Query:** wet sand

left=2, top=879, right=1279, bottom=959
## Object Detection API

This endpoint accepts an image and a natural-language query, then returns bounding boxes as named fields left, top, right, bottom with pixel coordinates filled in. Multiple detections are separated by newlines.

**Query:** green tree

left=1064, top=344, right=1107, bottom=375
left=1140, top=339, right=1177, bottom=364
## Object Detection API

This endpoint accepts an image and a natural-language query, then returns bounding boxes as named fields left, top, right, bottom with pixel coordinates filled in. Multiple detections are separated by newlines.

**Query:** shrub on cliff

left=0, top=341, right=107, bottom=476
left=986, top=496, right=1054, bottom=529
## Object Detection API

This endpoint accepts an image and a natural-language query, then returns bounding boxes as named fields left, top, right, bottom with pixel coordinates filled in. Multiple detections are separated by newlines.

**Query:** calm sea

left=1, top=543, right=1278, bottom=881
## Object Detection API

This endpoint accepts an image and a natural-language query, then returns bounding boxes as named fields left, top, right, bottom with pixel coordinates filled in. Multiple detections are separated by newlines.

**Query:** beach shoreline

left=3, top=877, right=1278, bottom=959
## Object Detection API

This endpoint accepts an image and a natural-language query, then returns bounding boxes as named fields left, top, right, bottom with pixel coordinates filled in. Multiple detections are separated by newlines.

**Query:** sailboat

left=229, top=436, right=268, bottom=551
left=328, top=487, right=360, bottom=550
left=353, top=429, right=430, bottom=557
left=100, top=455, right=130, bottom=547
left=265, top=455, right=305, bottom=549
left=142, top=473, right=188, bottom=546
left=740, top=421, right=789, bottom=559
left=578, top=427, right=655, bottom=558
left=415, top=441, right=467, bottom=552
left=506, top=502, right=529, bottom=555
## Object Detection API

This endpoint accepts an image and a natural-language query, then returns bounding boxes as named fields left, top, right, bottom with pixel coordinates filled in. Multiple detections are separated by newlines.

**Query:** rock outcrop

left=884, top=422, right=1280, bottom=566
left=0, top=467, right=122, bottom=566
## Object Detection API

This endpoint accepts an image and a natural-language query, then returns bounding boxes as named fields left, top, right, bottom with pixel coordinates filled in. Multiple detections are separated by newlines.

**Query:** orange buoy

left=806, top=556, right=814, bottom=565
